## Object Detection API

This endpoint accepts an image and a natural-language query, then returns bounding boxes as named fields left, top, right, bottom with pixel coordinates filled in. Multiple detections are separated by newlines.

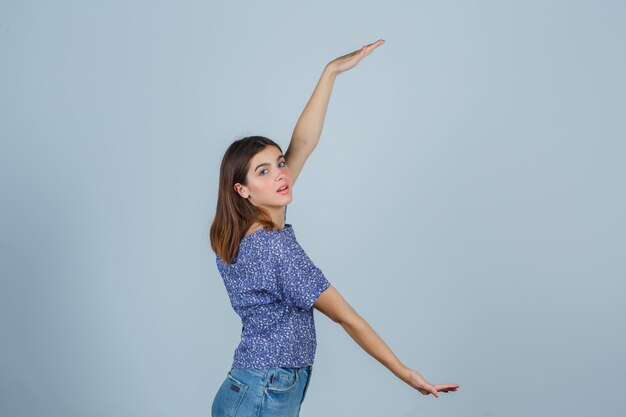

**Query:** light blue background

left=1, top=1, right=625, bottom=416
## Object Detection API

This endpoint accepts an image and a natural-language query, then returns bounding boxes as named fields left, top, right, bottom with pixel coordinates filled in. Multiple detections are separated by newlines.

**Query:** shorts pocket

left=211, top=372, right=249, bottom=417
left=266, top=367, right=298, bottom=393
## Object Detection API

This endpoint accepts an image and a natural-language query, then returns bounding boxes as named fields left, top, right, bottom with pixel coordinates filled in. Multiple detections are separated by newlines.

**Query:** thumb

left=430, top=386, right=439, bottom=398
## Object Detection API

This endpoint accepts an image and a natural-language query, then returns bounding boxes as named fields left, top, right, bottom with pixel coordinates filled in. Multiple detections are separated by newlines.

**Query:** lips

left=276, top=184, right=289, bottom=193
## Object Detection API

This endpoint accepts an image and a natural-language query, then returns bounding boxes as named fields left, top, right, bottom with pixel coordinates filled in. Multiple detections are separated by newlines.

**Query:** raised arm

left=313, top=285, right=460, bottom=398
left=285, top=39, right=385, bottom=186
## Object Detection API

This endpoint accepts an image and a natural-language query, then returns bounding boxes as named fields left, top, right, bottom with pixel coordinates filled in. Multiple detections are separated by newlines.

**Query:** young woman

left=209, top=39, right=459, bottom=417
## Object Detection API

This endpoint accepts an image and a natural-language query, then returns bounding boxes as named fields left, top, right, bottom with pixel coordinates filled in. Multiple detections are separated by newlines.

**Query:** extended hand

left=405, top=368, right=460, bottom=398
left=326, top=39, right=385, bottom=75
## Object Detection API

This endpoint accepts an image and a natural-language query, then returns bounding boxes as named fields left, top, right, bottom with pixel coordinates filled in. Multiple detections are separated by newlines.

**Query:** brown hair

left=209, top=136, right=285, bottom=264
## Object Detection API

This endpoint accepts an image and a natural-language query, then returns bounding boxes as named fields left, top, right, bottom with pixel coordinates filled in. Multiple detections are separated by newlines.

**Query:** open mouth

left=277, top=185, right=289, bottom=193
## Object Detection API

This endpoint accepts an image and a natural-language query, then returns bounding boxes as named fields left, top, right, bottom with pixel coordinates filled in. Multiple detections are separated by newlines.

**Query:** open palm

left=406, top=368, right=460, bottom=398
left=327, top=39, right=385, bottom=75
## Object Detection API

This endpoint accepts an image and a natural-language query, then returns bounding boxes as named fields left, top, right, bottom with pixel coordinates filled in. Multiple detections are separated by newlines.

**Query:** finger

left=360, top=39, right=383, bottom=52
left=365, top=39, right=385, bottom=47
left=422, top=384, right=438, bottom=398
left=435, top=384, right=460, bottom=392
left=360, top=40, right=385, bottom=58
left=365, top=39, right=385, bottom=50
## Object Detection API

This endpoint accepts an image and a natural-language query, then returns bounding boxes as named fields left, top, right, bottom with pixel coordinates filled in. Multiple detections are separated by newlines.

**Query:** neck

left=268, top=205, right=286, bottom=229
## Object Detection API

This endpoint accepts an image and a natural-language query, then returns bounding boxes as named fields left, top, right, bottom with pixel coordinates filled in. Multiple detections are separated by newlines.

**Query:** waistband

left=231, top=365, right=312, bottom=378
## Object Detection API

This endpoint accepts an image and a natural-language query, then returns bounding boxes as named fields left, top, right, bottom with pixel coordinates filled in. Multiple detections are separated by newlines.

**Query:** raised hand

left=326, top=39, right=385, bottom=76
left=405, top=368, right=460, bottom=398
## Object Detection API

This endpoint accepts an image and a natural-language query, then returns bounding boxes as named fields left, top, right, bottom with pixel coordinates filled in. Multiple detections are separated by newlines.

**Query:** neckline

left=241, top=223, right=292, bottom=241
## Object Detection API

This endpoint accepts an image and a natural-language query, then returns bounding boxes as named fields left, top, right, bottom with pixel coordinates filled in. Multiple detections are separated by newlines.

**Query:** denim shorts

left=211, top=366, right=313, bottom=417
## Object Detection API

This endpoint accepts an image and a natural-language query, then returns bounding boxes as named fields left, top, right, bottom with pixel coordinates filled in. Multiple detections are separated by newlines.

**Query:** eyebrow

left=254, top=154, right=285, bottom=172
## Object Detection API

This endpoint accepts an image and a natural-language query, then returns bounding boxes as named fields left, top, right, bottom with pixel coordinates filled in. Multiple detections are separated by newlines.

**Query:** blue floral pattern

left=216, top=205, right=331, bottom=368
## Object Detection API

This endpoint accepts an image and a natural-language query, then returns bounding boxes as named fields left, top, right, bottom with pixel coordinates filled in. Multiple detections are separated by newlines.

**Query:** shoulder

left=266, top=228, right=298, bottom=262
left=268, top=228, right=290, bottom=252
left=272, top=228, right=318, bottom=271
left=244, top=222, right=264, bottom=238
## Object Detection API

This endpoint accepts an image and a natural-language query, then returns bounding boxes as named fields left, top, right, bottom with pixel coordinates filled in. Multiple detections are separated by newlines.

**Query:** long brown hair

left=210, top=136, right=285, bottom=264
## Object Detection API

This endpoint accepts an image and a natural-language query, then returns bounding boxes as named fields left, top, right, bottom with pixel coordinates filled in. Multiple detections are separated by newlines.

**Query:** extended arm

left=313, top=285, right=460, bottom=398
left=285, top=40, right=385, bottom=186
left=284, top=67, right=337, bottom=186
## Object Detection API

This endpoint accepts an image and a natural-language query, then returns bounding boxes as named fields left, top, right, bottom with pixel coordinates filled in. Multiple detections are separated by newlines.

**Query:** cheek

left=248, top=176, right=273, bottom=193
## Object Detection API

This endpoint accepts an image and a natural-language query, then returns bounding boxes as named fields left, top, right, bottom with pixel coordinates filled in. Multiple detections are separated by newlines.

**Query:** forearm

left=290, top=65, right=338, bottom=148
left=339, top=313, right=409, bottom=382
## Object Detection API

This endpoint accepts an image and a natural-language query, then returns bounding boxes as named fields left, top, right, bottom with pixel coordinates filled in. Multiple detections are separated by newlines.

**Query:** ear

left=233, top=183, right=249, bottom=199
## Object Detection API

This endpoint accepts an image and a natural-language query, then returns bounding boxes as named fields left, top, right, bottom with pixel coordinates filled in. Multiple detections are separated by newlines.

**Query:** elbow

left=335, top=307, right=362, bottom=328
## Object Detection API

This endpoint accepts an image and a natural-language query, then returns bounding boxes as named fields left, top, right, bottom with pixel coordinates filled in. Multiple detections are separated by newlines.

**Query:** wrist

left=323, top=63, right=340, bottom=80
left=390, top=362, right=410, bottom=382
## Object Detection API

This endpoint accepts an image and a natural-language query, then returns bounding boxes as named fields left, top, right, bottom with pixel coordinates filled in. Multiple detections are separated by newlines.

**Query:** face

left=234, top=145, right=293, bottom=210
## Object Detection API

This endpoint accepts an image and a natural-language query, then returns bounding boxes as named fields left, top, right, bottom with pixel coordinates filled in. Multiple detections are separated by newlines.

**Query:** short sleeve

left=273, top=235, right=330, bottom=310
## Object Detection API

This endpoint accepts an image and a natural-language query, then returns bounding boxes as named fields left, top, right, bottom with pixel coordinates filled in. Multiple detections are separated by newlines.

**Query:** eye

left=259, top=160, right=286, bottom=176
